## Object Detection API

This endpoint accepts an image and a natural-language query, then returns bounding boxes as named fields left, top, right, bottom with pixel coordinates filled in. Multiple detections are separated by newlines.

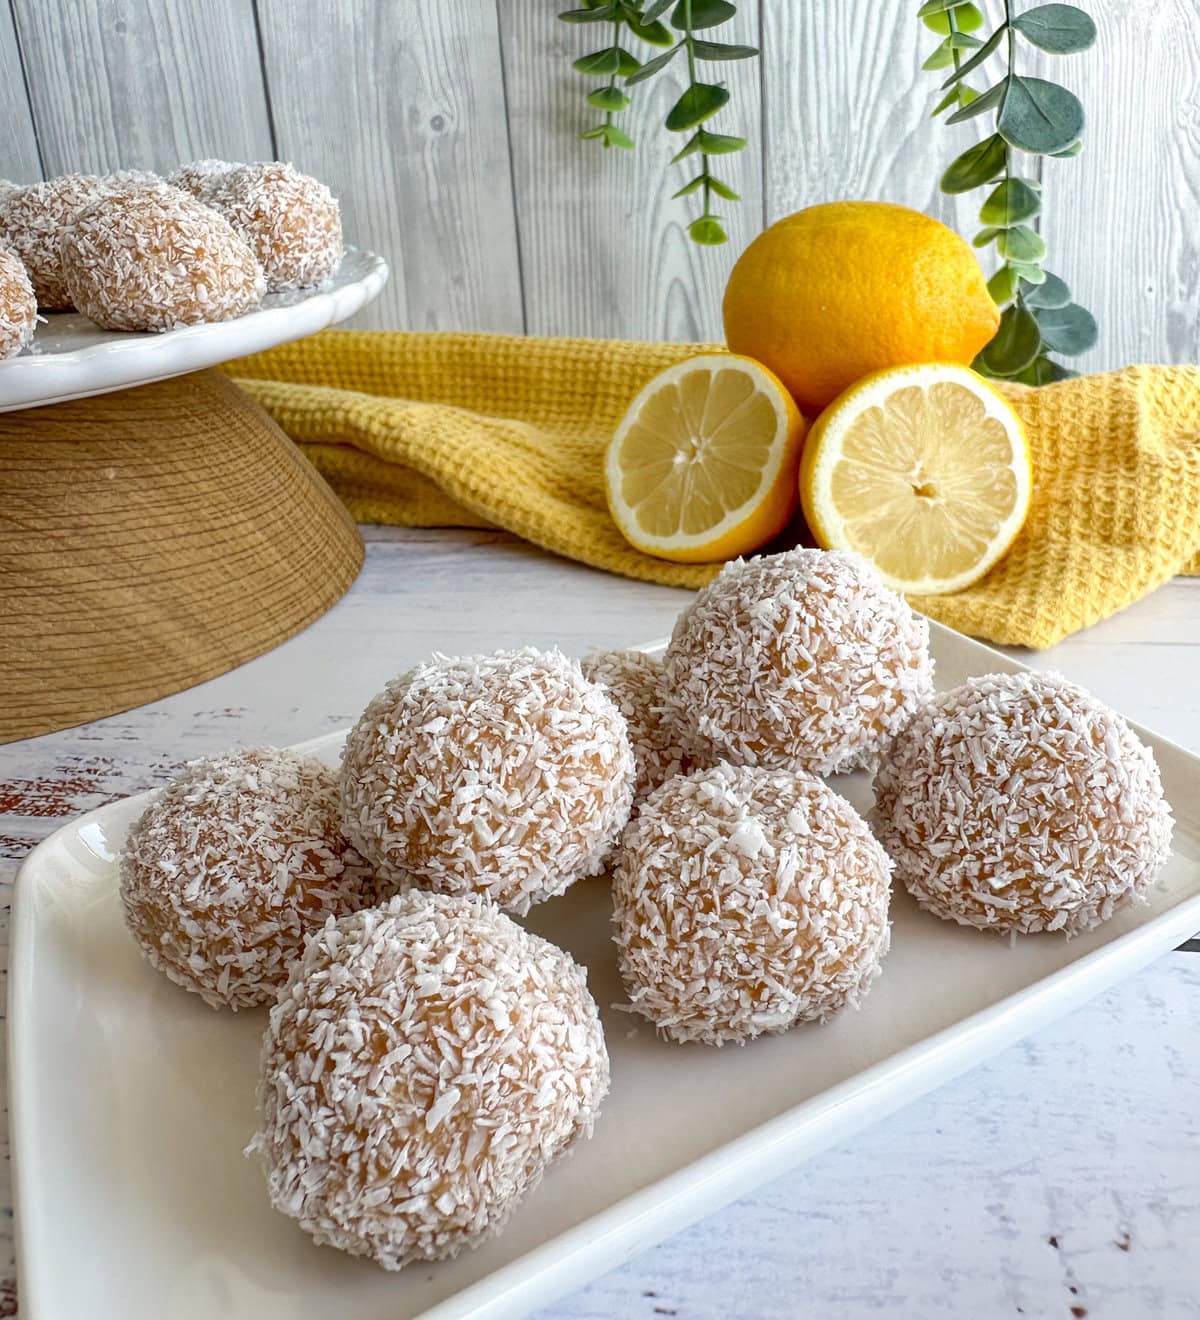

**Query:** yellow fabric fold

left=223, top=329, right=1200, bottom=649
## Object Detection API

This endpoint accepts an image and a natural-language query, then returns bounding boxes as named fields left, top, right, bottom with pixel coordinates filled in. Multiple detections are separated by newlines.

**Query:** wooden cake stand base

left=0, top=369, right=363, bottom=743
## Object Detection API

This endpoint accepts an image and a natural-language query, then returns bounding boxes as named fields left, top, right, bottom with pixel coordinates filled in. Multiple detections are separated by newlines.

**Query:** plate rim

left=10, top=621, right=1200, bottom=1319
left=0, top=247, right=389, bottom=413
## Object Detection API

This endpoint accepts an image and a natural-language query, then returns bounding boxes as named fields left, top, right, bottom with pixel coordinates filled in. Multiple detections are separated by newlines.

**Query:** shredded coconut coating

left=581, top=649, right=688, bottom=806
left=340, top=648, right=635, bottom=916
left=103, top=168, right=164, bottom=190
left=0, top=243, right=37, bottom=361
left=612, top=763, right=893, bottom=1045
left=248, top=891, right=609, bottom=1271
left=60, top=185, right=265, bottom=331
left=0, top=180, right=17, bottom=203
left=662, top=548, right=934, bottom=775
left=119, top=748, right=378, bottom=1010
left=0, top=173, right=109, bottom=308
left=204, top=161, right=342, bottom=291
left=167, top=159, right=240, bottom=197
left=873, top=670, right=1174, bottom=936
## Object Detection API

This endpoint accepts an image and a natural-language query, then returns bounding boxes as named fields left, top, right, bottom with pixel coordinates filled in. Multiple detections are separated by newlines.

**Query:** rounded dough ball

left=0, top=173, right=109, bottom=309
left=340, top=648, right=635, bottom=915
left=204, top=161, right=342, bottom=291
left=872, top=670, right=1174, bottom=936
left=663, top=548, right=934, bottom=775
left=0, top=243, right=37, bottom=360
left=581, top=648, right=687, bottom=807
left=612, top=762, right=893, bottom=1045
left=119, top=747, right=377, bottom=1009
left=60, top=185, right=265, bottom=331
left=249, top=891, right=609, bottom=1270
left=167, top=158, right=240, bottom=197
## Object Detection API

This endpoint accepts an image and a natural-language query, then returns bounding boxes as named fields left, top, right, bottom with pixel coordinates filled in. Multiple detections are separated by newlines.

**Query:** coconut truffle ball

left=612, top=763, right=893, bottom=1045
left=0, top=244, right=37, bottom=361
left=663, top=548, right=933, bottom=776
left=204, top=161, right=342, bottom=291
left=249, top=891, right=609, bottom=1270
left=874, top=671, right=1174, bottom=936
left=120, top=747, right=377, bottom=1010
left=581, top=649, right=688, bottom=806
left=0, top=179, right=18, bottom=203
left=167, top=158, right=239, bottom=198
left=341, top=648, right=635, bottom=915
left=0, top=173, right=108, bottom=308
left=102, top=168, right=164, bottom=190
left=60, top=185, right=265, bottom=331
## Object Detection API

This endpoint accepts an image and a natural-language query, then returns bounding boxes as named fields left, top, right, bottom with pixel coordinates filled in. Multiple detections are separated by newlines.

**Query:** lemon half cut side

left=799, top=363, right=1031, bottom=595
left=605, top=353, right=807, bottom=565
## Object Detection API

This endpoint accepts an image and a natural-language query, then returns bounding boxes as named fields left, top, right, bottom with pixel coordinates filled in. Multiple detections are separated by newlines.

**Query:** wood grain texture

left=1034, top=1, right=1200, bottom=372
left=254, top=0, right=524, bottom=335
left=760, top=4, right=980, bottom=238
left=0, top=4, right=40, bottom=184
left=9, top=0, right=273, bottom=176
left=498, top=1, right=763, bottom=342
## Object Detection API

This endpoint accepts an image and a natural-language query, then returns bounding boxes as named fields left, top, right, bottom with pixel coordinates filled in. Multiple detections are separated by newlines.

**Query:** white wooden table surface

left=3, top=526, right=1198, bottom=1320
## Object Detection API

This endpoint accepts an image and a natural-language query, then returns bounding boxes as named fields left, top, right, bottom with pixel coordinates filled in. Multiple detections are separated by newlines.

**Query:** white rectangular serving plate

left=11, top=625, right=1200, bottom=1320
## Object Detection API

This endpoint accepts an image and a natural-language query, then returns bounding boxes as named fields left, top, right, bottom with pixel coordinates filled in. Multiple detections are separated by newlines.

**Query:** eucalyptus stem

left=559, top=0, right=757, bottom=245
left=922, top=0, right=1099, bottom=383
left=680, top=0, right=715, bottom=231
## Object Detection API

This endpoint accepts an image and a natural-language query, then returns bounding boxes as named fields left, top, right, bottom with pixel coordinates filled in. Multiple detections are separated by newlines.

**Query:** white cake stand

left=0, top=246, right=388, bottom=413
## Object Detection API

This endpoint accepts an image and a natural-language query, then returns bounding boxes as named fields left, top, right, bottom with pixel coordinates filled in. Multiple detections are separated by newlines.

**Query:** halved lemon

left=799, top=363, right=1031, bottom=595
left=605, top=354, right=807, bottom=563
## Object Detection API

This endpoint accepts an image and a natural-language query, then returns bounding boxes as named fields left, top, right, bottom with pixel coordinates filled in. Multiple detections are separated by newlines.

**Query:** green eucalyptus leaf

left=980, top=177, right=1042, bottom=225
left=691, top=39, right=758, bottom=59
left=931, top=86, right=963, bottom=117
left=997, top=224, right=1047, bottom=263
left=573, top=47, right=621, bottom=75
left=940, top=133, right=1008, bottom=193
left=1012, top=3, right=1097, bottom=54
left=923, top=2, right=985, bottom=34
left=627, top=17, right=674, bottom=45
left=998, top=76, right=1084, bottom=154
left=615, top=46, right=642, bottom=75
left=689, top=215, right=728, bottom=244
left=587, top=85, right=631, bottom=111
left=641, top=0, right=675, bottom=21
left=1007, top=261, right=1047, bottom=285
left=945, top=80, right=1005, bottom=123
left=672, top=128, right=746, bottom=162
left=665, top=82, right=730, bottom=131
left=707, top=175, right=740, bottom=200
left=1013, top=354, right=1077, bottom=385
left=946, top=32, right=983, bottom=50
left=1052, top=139, right=1083, bottom=157
left=917, top=0, right=965, bottom=14
left=579, top=125, right=610, bottom=140
left=624, top=42, right=680, bottom=83
left=696, top=129, right=747, bottom=153
left=941, top=25, right=1005, bottom=87
left=923, top=41, right=955, bottom=71
left=559, top=4, right=618, bottom=21
left=1022, top=270, right=1071, bottom=309
left=672, top=174, right=707, bottom=198
left=1035, top=301, right=1098, bottom=354
left=978, top=303, right=1042, bottom=376
left=987, top=265, right=1020, bottom=305
left=671, top=0, right=737, bottom=30
left=974, top=226, right=1003, bottom=247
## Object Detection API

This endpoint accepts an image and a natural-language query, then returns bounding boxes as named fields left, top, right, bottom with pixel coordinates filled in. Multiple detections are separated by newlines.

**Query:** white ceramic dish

left=11, top=626, right=1200, bottom=1320
left=0, top=247, right=388, bottom=413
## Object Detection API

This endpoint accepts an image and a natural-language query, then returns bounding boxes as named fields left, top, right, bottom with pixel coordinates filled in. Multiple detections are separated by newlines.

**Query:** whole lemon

left=722, top=201, right=1000, bottom=417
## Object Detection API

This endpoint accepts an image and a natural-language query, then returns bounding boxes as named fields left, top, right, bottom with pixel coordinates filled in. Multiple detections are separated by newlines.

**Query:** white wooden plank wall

left=1, top=0, right=1197, bottom=366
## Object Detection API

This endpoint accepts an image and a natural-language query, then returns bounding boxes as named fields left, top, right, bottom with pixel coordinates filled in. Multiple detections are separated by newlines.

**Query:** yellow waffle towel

left=224, top=329, right=1200, bottom=650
